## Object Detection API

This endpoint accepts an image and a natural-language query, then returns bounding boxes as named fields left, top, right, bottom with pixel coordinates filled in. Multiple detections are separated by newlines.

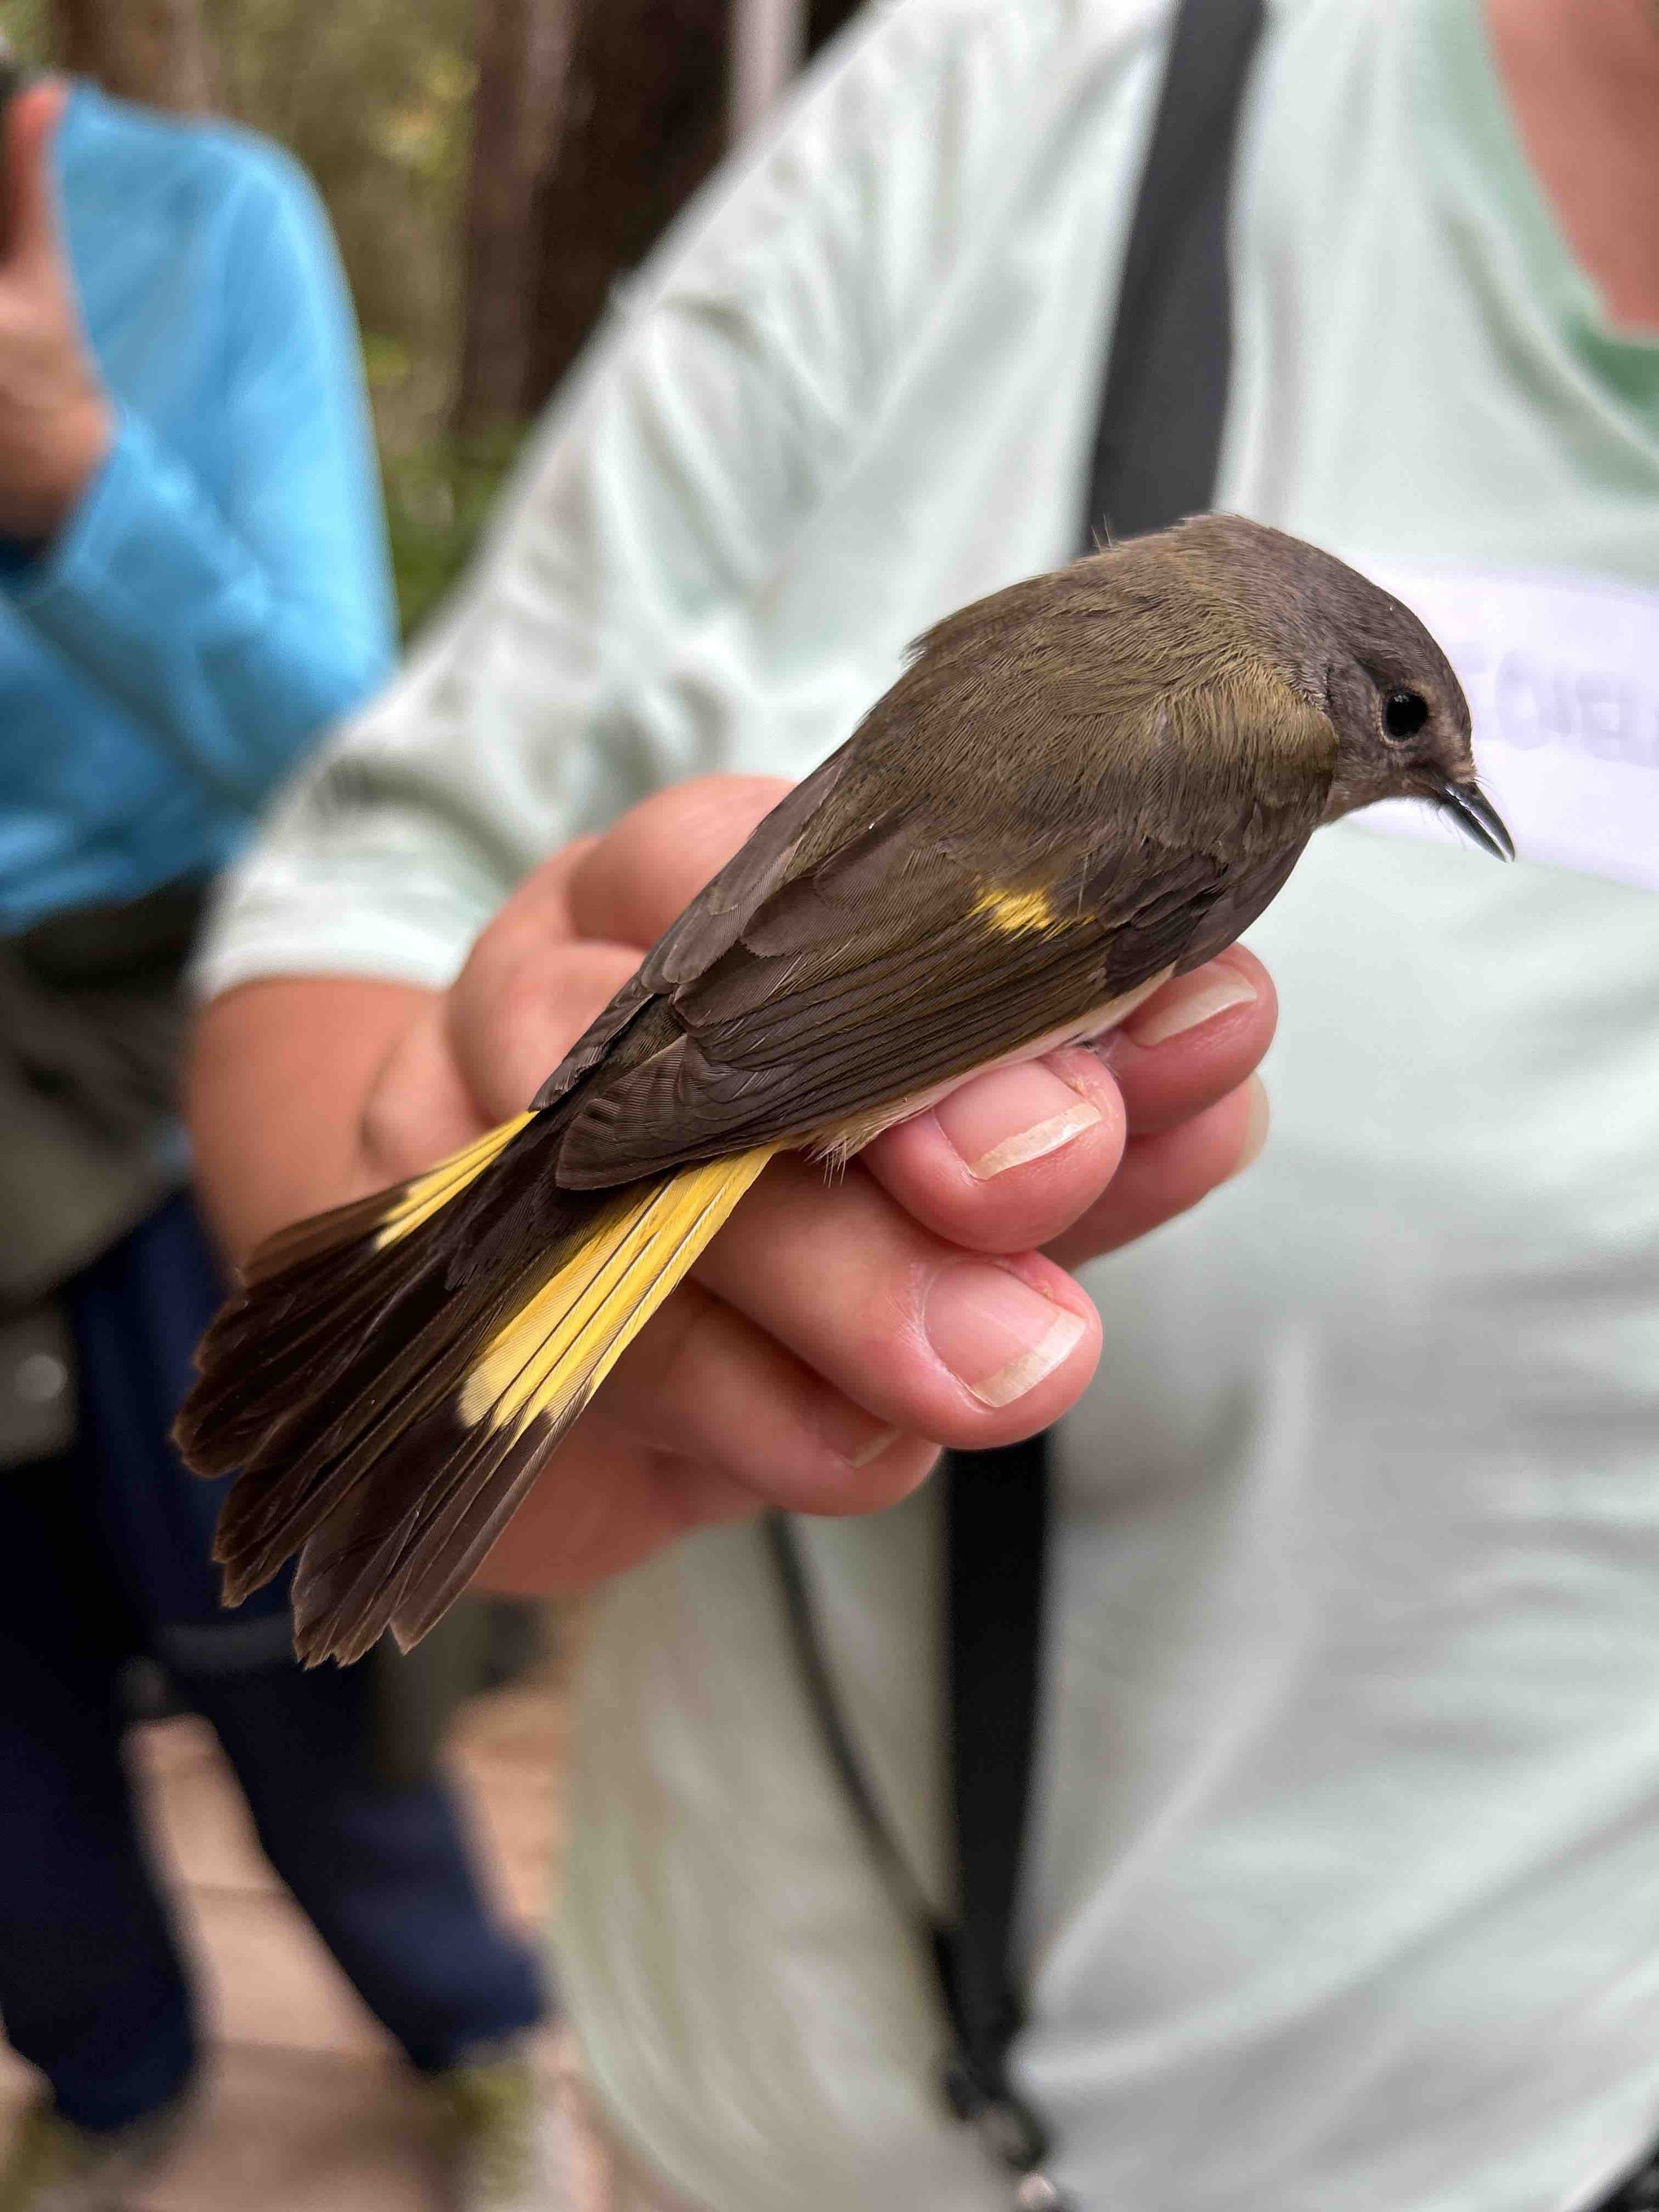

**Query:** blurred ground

left=0, top=1634, right=579, bottom=2210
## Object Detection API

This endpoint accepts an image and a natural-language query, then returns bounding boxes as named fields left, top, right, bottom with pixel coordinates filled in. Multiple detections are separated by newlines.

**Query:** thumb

left=3, top=80, right=68, bottom=270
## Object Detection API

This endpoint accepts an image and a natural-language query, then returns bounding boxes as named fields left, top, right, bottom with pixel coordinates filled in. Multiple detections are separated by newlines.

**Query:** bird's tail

left=174, top=1114, right=774, bottom=1665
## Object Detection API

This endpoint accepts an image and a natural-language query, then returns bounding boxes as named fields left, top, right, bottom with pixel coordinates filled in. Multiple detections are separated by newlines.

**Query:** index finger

left=567, top=774, right=788, bottom=948
left=3, top=81, right=66, bottom=270
left=444, top=834, right=636, bottom=1122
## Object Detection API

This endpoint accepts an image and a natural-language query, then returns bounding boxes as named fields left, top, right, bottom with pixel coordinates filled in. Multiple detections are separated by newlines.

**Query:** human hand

left=0, top=80, right=111, bottom=541
left=338, top=775, right=1275, bottom=1591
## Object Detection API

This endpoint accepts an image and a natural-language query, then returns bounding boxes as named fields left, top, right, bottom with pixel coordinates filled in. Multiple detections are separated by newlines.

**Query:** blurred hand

left=340, top=775, right=1275, bottom=1589
left=0, top=81, right=111, bottom=540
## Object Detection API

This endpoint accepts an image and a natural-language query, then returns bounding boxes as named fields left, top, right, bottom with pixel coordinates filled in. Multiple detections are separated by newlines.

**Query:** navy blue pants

left=0, top=1195, right=544, bottom=2131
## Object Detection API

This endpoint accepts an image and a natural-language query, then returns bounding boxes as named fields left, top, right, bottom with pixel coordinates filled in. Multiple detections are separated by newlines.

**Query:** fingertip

left=920, top=1250, right=1101, bottom=1447
left=1120, top=946, right=1272, bottom=1049
left=863, top=1047, right=1127, bottom=1254
left=1107, top=946, right=1278, bottom=1135
left=1045, top=1074, right=1270, bottom=1268
left=934, top=1045, right=1121, bottom=1181
left=612, top=1287, right=938, bottom=1520
left=12, top=78, right=67, bottom=126
left=4, top=78, right=68, bottom=259
left=7, top=78, right=65, bottom=169
left=768, top=1425, right=940, bottom=1518
left=655, top=1456, right=764, bottom=1533
left=1230, top=1072, right=1271, bottom=1178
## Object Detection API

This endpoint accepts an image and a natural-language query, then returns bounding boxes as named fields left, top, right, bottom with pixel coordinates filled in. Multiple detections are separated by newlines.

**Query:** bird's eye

left=1384, top=690, right=1429, bottom=740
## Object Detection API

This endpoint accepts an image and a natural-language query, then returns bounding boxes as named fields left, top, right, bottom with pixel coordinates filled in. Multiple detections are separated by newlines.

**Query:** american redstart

left=176, top=514, right=1512, bottom=1665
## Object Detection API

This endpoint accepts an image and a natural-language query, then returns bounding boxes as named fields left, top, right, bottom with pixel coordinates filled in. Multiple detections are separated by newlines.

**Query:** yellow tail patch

left=459, top=1146, right=776, bottom=1441
left=374, top=1113, right=536, bottom=1250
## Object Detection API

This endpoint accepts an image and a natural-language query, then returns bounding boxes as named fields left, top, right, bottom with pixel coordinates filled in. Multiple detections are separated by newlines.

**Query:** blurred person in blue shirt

left=0, top=70, right=390, bottom=924
left=0, top=66, right=549, bottom=2212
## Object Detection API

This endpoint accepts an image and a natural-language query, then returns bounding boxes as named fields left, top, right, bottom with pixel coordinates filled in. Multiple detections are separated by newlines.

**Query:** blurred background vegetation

left=0, top=0, right=862, bottom=633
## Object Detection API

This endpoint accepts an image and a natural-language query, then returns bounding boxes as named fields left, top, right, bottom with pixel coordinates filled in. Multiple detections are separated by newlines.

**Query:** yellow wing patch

left=372, top=1112, right=536, bottom=1251
left=459, top=1145, right=776, bottom=1439
left=972, top=885, right=1065, bottom=936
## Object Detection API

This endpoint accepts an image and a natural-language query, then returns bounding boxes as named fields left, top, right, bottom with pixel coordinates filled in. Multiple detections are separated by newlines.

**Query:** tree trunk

left=523, top=0, right=733, bottom=412
left=52, top=0, right=217, bottom=113
left=453, top=0, right=573, bottom=441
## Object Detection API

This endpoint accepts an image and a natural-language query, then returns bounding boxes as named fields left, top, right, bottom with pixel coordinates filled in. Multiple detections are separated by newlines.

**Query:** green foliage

left=198, top=0, right=537, bottom=634
left=203, top=0, right=474, bottom=455
left=0, top=0, right=48, bottom=60
left=0, top=0, right=533, bottom=636
left=0, top=0, right=478, bottom=457
left=382, top=425, right=525, bottom=642
left=242, top=0, right=540, bottom=636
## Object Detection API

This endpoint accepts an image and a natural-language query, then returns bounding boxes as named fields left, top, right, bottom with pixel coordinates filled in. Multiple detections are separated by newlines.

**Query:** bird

left=175, top=514, right=1512, bottom=1666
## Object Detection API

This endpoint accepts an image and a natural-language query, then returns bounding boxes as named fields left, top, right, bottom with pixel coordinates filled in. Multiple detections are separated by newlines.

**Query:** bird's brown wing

left=530, top=743, right=861, bottom=1112
left=540, top=705, right=1331, bottom=1192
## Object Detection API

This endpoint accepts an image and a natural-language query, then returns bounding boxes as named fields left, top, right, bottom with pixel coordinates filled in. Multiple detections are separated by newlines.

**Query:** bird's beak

left=1436, top=778, right=1514, bottom=861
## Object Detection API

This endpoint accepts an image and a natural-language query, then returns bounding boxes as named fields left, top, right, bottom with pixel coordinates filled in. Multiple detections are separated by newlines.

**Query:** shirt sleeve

left=193, top=0, right=1143, bottom=1001
left=1, top=143, right=395, bottom=812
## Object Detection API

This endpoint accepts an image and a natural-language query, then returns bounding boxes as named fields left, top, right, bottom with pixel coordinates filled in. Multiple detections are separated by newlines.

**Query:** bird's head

left=1166, top=515, right=1513, bottom=859
left=1312, top=577, right=1512, bottom=857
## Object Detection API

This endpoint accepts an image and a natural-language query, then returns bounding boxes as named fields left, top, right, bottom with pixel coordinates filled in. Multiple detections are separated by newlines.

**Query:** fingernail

left=926, top=1263, right=1086, bottom=1408
left=934, top=1053, right=1103, bottom=1179
left=815, top=1396, right=903, bottom=1469
left=1230, top=1075, right=1271, bottom=1178
left=1124, top=965, right=1256, bottom=1049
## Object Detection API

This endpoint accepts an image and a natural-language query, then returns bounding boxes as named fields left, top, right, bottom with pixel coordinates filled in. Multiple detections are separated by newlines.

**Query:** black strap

left=765, top=1516, right=942, bottom=1946
left=772, top=0, right=1264, bottom=2196
left=945, top=0, right=1267, bottom=2172
left=1601, top=2154, right=1659, bottom=2211
left=936, top=1437, right=1054, bottom=2173
left=1082, top=0, right=1267, bottom=548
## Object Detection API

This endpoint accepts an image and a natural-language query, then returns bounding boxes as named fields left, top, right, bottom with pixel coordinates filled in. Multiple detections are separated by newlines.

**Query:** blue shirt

left=0, top=85, right=394, bottom=934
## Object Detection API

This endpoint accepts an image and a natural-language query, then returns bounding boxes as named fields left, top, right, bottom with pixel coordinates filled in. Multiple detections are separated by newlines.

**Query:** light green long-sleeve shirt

left=202, top=1, right=1659, bottom=2205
